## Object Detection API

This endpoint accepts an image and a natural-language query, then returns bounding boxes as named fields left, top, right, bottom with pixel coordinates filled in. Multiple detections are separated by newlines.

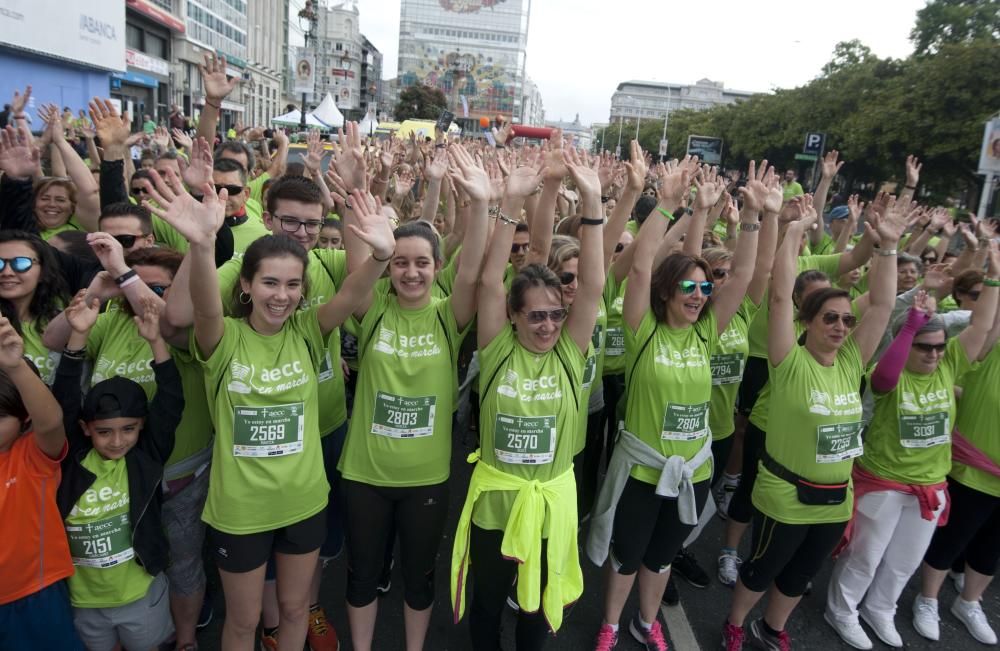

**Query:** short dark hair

left=508, top=263, right=562, bottom=315
left=322, top=218, right=343, bottom=233
left=213, top=157, right=248, bottom=185
left=797, top=287, right=851, bottom=325
left=393, top=221, right=441, bottom=264
left=265, top=175, right=324, bottom=215
left=649, top=253, right=713, bottom=323
left=231, top=235, right=309, bottom=319
left=215, top=140, right=256, bottom=172
left=953, top=269, right=984, bottom=302
left=121, top=247, right=185, bottom=316
left=99, top=201, right=152, bottom=233
left=633, top=195, right=657, bottom=225
left=794, top=269, right=831, bottom=308
left=50, top=230, right=99, bottom=264
left=131, top=169, right=153, bottom=185
left=514, top=222, right=529, bottom=234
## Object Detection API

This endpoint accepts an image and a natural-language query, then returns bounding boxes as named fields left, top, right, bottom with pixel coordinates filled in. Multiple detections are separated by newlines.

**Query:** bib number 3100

left=233, top=402, right=305, bottom=457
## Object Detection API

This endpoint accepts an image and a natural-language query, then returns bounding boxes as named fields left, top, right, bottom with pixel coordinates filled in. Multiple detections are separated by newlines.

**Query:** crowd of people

left=1, top=52, right=999, bottom=651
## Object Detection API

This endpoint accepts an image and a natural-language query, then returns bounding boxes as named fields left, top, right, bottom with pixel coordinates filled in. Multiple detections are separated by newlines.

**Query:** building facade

left=397, top=0, right=531, bottom=125
left=520, top=76, right=543, bottom=126
left=310, top=1, right=381, bottom=122
left=118, top=1, right=184, bottom=130
left=546, top=114, right=591, bottom=151
left=609, top=78, right=755, bottom=124
left=245, top=0, right=285, bottom=128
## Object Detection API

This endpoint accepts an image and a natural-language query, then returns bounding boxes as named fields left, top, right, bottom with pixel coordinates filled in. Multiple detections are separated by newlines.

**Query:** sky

left=357, top=0, right=930, bottom=126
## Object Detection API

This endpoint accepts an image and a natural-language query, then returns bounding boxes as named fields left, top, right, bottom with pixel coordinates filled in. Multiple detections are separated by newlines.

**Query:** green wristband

left=985, top=279, right=1000, bottom=287
left=657, top=207, right=675, bottom=221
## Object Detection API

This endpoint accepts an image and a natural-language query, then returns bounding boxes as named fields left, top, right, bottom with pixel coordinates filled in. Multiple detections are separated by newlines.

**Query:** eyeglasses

left=112, top=234, right=147, bottom=249
left=559, top=271, right=576, bottom=285
left=277, top=216, right=324, bottom=234
left=511, top=242, right=529, bottom=254
left=148, top=284, right=171, bottom=297
left=821, top=312, right=858, bottom=328
left=614, top=243, right=625, bottom=253
left=215, top=184, right=244, bottom=196
left=522, top=308, right=568, bottom=324
left=712, top=268, right=730, bottom=279
left=912, top=342, right=947, bottom=353
left=129, top=186, right=149, bottom=196
left=678, top=280, right=714, bottom=296
left=0, top=257, right=37, bottom=273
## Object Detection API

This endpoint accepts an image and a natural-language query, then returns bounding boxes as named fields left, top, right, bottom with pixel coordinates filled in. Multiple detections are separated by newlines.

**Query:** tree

left=394, top=85, right=448, bottom=121
left=911, top=0, right=1000, bottom=55
left=822, top=39, right=877, bottom=76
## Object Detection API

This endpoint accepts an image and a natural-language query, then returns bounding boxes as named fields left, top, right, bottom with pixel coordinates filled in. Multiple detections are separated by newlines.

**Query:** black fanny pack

left=761, top=450, right=848, bottom=506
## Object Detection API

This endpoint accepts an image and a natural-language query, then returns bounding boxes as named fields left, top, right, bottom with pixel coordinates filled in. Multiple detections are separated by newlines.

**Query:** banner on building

left=0, top=1, right=125, bottom=70
left=293, top=49, right=315, bottom=95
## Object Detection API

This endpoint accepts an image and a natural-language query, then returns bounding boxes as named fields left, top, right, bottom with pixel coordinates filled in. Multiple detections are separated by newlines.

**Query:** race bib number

left=605, top=327, right=625, bottom=357
left=494, top=413, right=556, bottom=464
left=816, top=422, right=863, bottom=463
left=582, top=355, right=597, bottom=390
left=661, top=403, right=709, bottom=441
left=317, top=349, right=334, bottom=382
left=233, top=402, right=305, bottom=457
left=372, top=392, right=436, bottom=438
left=67, top=513, right=134, bottom=568
left=710, top=353, right=744, bottom=386
left=899, top=412, right=950, bottom=448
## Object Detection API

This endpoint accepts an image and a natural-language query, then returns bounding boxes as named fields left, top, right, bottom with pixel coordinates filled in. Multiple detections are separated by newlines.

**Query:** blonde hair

left=701, top=247, right=733, bottom=268
left=547, top=235, right=579, bottom=273
left=33, top=177, right=77, bottom=213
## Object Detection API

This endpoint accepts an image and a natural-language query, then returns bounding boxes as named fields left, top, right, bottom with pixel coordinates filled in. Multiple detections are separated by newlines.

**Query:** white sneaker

left=950, top=570, right=966, bottom=594
left=912, top=595, right=940, bottom=641
left=859, top=607, right=903, bottom=648
left=717, top=551, right=741, bottom=587
left=824, top=611, right=873, bottom=650
left=951, top=596, right=998, bottom=645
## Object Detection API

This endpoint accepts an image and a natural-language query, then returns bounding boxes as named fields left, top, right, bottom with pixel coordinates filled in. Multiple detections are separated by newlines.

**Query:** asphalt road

left=193, top=434, right=998, bottom=650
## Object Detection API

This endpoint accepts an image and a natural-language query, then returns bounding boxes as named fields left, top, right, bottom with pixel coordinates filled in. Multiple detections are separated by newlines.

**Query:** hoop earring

left=239, top=291, right=252, bottom=305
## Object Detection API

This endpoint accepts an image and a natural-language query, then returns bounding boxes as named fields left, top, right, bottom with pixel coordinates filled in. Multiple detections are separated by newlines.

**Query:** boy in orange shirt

left=0, top=315, right=83, bottom=650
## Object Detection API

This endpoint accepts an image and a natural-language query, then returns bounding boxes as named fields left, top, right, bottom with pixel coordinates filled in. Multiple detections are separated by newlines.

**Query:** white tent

left=311, top=93, right=345, bottom=129
left=271, top=109, right=329, bottom=130
left=359, top=111, right=379, bottom=137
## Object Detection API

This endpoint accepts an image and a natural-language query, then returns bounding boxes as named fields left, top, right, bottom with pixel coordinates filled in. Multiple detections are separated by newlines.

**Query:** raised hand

left=922, top=263, right=952, bottom=294
left=0, top=314, right=25, bottom=371
left=86, top=232, right=129, bottom=276
left=347, top=189, right=395, bottom=259
left=821, top=149, right=844, bottom=180
left=722, top=195, right=740, bottom=227
left=504, top=161, right=546, bottom=200
left=332, top=121, right=366, bottom=192
left=624, top=140, right=647, bottom=192
left=66, top=289, right=101, bottom=334
left=152, top=126, right=171, bottom=150
left=905, top=155, right=921, bottom=188
left=142, top=169, right=225, bottom=245
left=564, top=147, right=602, bottom=203
left=693, top=165, right=725, bottom=210
left=425, top=145, right=449, bottom=181
left=303, top=130, right=324, bottom=175
left=171, top=128, right=193, bottom=150
left=133, top=296, right=164, bottom=344
left=447, top=145, right=490, bottom=203
left=655, top=161, right=692, bottom=210
left=39, top=104, right=65, bottom=142
left=88, top=98, right=131, bottom=149
left=181, top=136, right=213, bottom=189
left=542, top=128, right=568, bottom=181
left=871, top=196, right=907, bottom=247
left=392, top=167, right=414, bottom=200
left=10, top=86, right=31, bottom=119
left=988, top=240, right=1000, bottom=277
left=198, top=53, right=240, bottom=102
left=912, top=289, right=937, bottom=317
left=0, top=124, right=40, bottom=179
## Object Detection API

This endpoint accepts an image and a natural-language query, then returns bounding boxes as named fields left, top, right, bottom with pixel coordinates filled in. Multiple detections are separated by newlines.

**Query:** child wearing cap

left=52, top=293, right=184, bottom=651
left=0, top=315, right=83, bottom=651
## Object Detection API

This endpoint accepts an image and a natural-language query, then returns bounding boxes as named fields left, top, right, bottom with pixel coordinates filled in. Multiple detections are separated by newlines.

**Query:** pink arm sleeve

left=870, top=308, right=932, bottom=393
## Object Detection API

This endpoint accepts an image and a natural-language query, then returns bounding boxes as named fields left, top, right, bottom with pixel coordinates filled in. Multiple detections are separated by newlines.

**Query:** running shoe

left=951, top=596, right=998, bottom=645
left=259, top=629, right=278, bottom=651
left=377, top=558, right=394, bottom=595
left=661, top=574, right=680, bottom=607
left=717, top=551, right=741, bottom=587
left=823, top=610, right=872, bottom=650
left=721, top=622, right=744, bottom=651
left=858, top=607, right=902, bottom=648
left=594, top=623, right=619, bottom=650
left=306, top=605, right=340, bottom=651
left=673, top=548, right=710, bottom=588
left=748, top=618, right=790, bottom=651
left=912, top=595, right=940, bottom=641
left=628, top=616, right=668, bottom=651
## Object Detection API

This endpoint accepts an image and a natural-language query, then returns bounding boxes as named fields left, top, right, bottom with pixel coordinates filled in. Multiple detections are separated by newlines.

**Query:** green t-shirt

left=88, top=310, right=156, bottom=396
left=40, top=216, right=84, bottom=242
left=860, top=337, right=971, bottom=485
left=812, top=232, right=836, bottom=256
left=782, top=181, right=804, bottom=201
left=248, top=173, right=270, bottom=205
left=339, top=292, right=467, bottom=487
left=22, top=320, right=59, bottom=384
left=602, top=273, right=627, bottom=376
left=938, top=296, right=959, bottom=313
left=245, top=198, right=264, bottom=226
left=152, top=215, right=190, bottom=253
left=166, top=346, right=214, bottom=470
left=473, top=325, right=587, bottom=533
left=196, top=310, right=329, bottom=534
left=748, top=254, right=842, bottom=358
left=574, top=299, right=607, bottom=453
left=217, top=248, right=349, bottom=434
left=65, top=450, right=153, bottom=608
left=752, top=338, right=865, bottom=524
left=709, top=297, right=758, bottom=440
left=624, top=309, right=720, bottom=485
left=229, top=213, right=270, bottom=260
left=951, top=344, right=1000, bottom=497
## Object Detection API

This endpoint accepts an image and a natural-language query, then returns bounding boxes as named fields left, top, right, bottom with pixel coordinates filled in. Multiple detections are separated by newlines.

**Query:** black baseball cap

left=81, top=377, right=149, bottom=422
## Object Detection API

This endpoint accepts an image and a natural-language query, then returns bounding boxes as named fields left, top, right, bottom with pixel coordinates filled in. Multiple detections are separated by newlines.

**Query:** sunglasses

left=148, top=284, right=171, bottom=297
left=277, top=216, right=324, bottom=234
left=522, top=308, right=568, bottom=324
left=912, top=342, right=947, bottom=353
left=129, top=186, right=149, bottom=196
left=821, top=312, right=858, bottom=328
left=215, top=183, right=244, bottom=196
left=712, top=268, right=730, bottom=279
left=511, top=242, right=529, bottom=254
left=0, top=256, right=37, bottom=273
left=559, top=271, right=576, bottom=285
left=112, top=234, right=147, bottom=249
left=678, top=280, right=714, bottom=296
left=614, top=243, right=625, bottom=253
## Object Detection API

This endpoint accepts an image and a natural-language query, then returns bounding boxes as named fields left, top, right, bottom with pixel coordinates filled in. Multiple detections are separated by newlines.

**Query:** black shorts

left=208, top=508, right=327, bottom=574
left=737, top=356, right=769, bottom=416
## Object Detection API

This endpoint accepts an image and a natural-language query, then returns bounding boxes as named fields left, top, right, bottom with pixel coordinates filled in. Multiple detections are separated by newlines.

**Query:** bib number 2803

left=233, top=402, right=305, bottom=457
left=372, top=392, right=436, bottom=438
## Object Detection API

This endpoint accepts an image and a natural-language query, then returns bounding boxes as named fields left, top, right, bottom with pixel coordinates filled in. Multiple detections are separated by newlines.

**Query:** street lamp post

left=297, top=1, right=318, bottom=133
left=661, top=87, right=672, bottom=161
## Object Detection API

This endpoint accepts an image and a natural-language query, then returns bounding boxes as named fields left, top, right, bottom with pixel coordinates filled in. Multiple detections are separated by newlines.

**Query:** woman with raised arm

left=335, top=144, right=487, bottom=651
left=721, top=198, right=906, bottom=651
left=149, top=171, right=393, bottom=651
left=588, top=158, right=761, bottom=651
left=826, top=246, right=999, bottom=649
left=450, top=150, right=602, bottom=650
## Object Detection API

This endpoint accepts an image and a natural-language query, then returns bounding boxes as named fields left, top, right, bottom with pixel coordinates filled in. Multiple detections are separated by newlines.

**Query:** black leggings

left=924, top=478, right=1000, bottom=576
left=576, top=411, right=604, bottom=519
left=600, top=374, right=625, bottom=470
left=711, top=435, right=736, bottom=488
left=469, top=525, right=555, bottom=651
left=610, top=476, right=710, bottom=574
left=739, top=509, right=846, bottom=597
left=342, top=479, right=448, bottom=609
left=727, top=421, right=766, bottom=524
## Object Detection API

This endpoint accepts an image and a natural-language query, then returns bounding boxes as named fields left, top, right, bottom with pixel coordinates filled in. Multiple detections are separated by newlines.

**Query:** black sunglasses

left=522, top=308, right=568, bottom=324
left=912, top=342, right=947, bottom=353
left=559, top=271, right=576, bottom=285
left=511, top=242, right=529, bottom=254
left=0, top=256, right=37, bottom=273
left=821, top=311, right=858, bottom=328
left=112, top=234, right=147, bottom=249
left=129, top=186, right=149, bottom=196
left=215, top=183, right=244, bottom=196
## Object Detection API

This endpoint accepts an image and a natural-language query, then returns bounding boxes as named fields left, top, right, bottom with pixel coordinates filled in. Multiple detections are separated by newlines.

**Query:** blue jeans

left=0, top=581, right=85, bottom=651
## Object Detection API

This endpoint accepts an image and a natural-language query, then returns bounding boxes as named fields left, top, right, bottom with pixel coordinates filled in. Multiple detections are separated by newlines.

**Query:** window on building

left=126, top=24, right=143, bottom=50
left=336, top=43, right=343, bottom=51
left=146, top=33, right=167, bottom=59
